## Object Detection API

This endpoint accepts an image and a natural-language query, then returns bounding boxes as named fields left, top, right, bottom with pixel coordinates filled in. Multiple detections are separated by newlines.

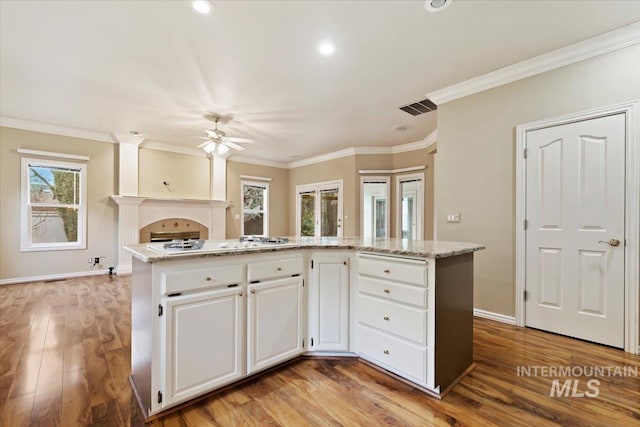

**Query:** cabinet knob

left=206, top=277, right=212, bottom=281
left=277, top=267, right=283, bottom=271
left=383, top=316, right=390, bottom=321
left=383, top=269, right=390, bottom=274
left=383, top=350, right=389, bottom=355
left=383, top=289, right=390, bottom=294
left=239, top=291, right=243, bottom=297
left=251, top=289, right=256, bottom=294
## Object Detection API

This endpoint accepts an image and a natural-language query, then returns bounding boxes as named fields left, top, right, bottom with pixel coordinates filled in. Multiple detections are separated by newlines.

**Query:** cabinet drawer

left=247, top=257, right=303, bottom=282
left=358, top=276, right=427, bottom=308
left=356, top=324, right=426, bottom=383
left=358, top=254, right=426, bottom=286
left=162, top=264, right=244, bottom=294
left=357, top=294, right=427, bottom=345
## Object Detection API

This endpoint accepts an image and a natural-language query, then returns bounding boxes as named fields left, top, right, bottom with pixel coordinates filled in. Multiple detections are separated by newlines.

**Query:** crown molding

left=288, top=147, right=358, bottom=169
left=141, top=140, right=208, bottom=157
left=393, top=130, right=437, bottom=153
left=427, top=22, right=640, bottom=105
left=1, top=116, right=116, bottom=143
left=228, top=155, right=289, bottom=169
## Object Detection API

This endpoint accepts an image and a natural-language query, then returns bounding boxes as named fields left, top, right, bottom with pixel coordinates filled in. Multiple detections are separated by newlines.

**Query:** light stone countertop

left=124, top=237, right=485, bottom=263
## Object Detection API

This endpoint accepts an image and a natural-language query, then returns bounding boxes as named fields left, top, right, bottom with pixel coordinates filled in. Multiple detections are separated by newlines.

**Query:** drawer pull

left=239, top=291, right=243, bottom=297
left=277, top=267, right=283, bottom=271
left=383, top=350, right=390, bottom=355
left=251, top=289, right=256, bottom=294
left=383, top=289, right=390, bottom=294
left=383, top=269, right=390, bottom=274
left=383, top=316, right=390, bottom=321
left=206, top=277, right=212, bottom=281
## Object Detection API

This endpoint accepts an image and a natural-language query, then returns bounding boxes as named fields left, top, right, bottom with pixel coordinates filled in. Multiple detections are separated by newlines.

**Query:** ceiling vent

left=399, top=98, right=437, bottom=116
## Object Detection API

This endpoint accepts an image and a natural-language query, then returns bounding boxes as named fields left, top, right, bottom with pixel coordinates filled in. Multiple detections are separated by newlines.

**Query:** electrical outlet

left=446, top=213, right=461, bottom=223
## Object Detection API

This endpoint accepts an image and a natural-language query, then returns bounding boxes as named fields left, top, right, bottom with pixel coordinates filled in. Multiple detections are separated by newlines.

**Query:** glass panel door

left=296, top=181, right=343, bottom=238
left=397, top=175, right=423, bottom=240
left=299, top=191, right=316, bottom=237
left=362, top=178, right=389, bottom=239
left=320, top=188, right=339, bottom=237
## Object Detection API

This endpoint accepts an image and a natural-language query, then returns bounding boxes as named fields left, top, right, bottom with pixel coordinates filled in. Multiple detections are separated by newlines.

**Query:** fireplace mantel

left=110, top=195, right=230, bottom=274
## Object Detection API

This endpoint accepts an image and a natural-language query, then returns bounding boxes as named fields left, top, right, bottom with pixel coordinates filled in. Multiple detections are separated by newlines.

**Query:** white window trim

left=360, top=176, right=391, bottom=239
left=240, top=180, right=269, bottom=237
left=20, top=156, right=87, bottom=251
left=395, top=172, right=425, bottom=240
left=295, top=179, right=343, bottom=238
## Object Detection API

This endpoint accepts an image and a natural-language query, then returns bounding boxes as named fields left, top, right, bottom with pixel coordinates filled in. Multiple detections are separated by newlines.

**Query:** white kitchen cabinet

left=247, top=276, right=304, bottom=374
left=308, top=256, right=350, bottom=352
left=162, top=286, right=244, bottom=408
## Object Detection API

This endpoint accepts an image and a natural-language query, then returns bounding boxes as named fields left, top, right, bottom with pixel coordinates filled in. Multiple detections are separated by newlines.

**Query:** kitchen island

left=125, top=238, right=484, bottom=421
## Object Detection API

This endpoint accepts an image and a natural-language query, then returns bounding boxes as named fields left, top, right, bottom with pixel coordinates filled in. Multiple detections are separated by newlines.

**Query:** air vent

left=399, top=98, right=437, bottom=116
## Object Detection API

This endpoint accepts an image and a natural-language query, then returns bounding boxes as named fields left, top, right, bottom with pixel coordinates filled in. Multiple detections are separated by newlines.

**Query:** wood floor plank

left=61, top=369, right=93, bottom=427
left=1, top=275, right=639, bottom=426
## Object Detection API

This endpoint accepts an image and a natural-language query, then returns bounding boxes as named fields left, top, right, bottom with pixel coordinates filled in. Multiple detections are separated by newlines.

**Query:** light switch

left=234, top=214, right=240, bottom=220
left=446, top=213, right=461, bottom=223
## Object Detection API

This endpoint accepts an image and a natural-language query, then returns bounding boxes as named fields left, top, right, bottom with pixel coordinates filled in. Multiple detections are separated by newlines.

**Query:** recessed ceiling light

left=393, top=125, right=412, bottom=132
left=317, top=41, right=335, bottom=56
left=424, top=0, right=453, bottom=13
left=193, top=0, right=214, bottom=15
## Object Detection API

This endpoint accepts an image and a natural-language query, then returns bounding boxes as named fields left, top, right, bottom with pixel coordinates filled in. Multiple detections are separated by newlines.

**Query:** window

left=396, top=173, right=424, bottom=240
left=361, top=176, right=390, bottom=239
left=241, top=181, right=269, bottom=236
left=21, top=157, right=87, bottom=251
left=296, top=180, right=343, bottom=238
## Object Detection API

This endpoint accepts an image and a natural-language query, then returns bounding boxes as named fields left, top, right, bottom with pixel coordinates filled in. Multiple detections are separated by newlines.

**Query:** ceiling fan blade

left=222, top=140, right=245, bottom=151
left=196, top=140, right=213, bottom=149
left=224, top=137, right=255, bottom=144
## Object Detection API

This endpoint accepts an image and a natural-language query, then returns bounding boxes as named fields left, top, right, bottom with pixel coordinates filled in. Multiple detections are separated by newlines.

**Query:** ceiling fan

left=193, top=115, right=255, bottom=155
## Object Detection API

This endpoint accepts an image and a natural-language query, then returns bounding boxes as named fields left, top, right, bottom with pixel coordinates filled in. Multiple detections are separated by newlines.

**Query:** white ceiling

left=2, top=1, right=640, bottom=163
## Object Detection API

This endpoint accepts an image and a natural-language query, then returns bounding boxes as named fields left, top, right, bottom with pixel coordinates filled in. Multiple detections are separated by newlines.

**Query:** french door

left=296, top=180, right=343, bottom=238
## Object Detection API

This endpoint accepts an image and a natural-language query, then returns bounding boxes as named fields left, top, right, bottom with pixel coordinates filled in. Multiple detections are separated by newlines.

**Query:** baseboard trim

left=473, top=308, right=517, bottom=325
left=116, top=264, right=132, bottom=275
left=0, top=269, right=110, bottom=285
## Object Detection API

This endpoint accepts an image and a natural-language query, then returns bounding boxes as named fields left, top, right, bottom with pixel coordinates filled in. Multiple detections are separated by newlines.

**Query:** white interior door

left=525, top=113, right=625, bottom=348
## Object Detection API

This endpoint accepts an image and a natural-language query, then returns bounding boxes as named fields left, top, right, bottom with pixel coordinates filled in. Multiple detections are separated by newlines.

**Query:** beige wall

left=226, top=161, right=289, bottom=238
left=138, top=148, right=210, bottom=199
left=0, top=127, right=118, bottom=281
left=436, top=45, right=640, bottom=317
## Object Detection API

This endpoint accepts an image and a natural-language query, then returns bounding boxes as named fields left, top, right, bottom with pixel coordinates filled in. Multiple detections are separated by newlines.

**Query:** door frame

left=515, top=100, right=639, bottom=354
left=360, top=176, right=391, bottom=239
left=295, top=179, right=344, bottom=238
left=395, top=172, right=425, bottom=240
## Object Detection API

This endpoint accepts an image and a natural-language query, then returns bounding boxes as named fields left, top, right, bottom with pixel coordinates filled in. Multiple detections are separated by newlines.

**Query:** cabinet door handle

left=383, top=269, right=390, bottom=274
left=383, top=350, right=389, bottom=355
left=383, top=289, right=390, bottom=294
left=239, top=291, right=243, bottom=297
left=277, top=267, right=283, bottom=271
left=206, top=277, right=212, bottom=281
left=251, top=289, right=256, bottom=294
left=383, top=316, right=390, bottom=321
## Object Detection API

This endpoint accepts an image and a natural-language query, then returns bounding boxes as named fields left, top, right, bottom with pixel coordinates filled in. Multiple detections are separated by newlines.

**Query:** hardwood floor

left=1, top=275, right=639, bottom=426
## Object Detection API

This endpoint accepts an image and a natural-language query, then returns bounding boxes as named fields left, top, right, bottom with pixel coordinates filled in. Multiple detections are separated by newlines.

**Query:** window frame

left=395, top=172, right=425, bottom=240
left=240, top=180, right=269, bottom=237
left=295, top=179, right=343, bottom=238
left=20, top=157, right=87, bottom=251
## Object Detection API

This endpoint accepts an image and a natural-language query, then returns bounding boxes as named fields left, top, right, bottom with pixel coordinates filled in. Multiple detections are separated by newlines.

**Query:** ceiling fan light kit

left=196, top=113, right=255, bottom=155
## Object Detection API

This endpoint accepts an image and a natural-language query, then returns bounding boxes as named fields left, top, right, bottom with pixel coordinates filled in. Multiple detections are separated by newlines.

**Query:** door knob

left=598, top=239, right=621, bottom=247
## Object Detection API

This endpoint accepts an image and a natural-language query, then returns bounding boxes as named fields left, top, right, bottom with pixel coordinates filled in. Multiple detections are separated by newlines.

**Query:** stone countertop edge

left=124, top=239, right=486, bottom=264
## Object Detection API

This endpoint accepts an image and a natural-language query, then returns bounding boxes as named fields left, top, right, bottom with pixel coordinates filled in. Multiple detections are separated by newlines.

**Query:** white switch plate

left=234, top=214, right=240, bottom=220
left=446, top=213, right=461, bottom=223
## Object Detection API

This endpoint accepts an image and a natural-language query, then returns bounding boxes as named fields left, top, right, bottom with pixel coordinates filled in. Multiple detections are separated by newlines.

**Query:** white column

left=211, top=153, right=228, bottom=200
left=209, top=200, right=231, bottom=240
left=113, top=133, right=145, bottom=196
left=111, top=196, right=144, bottom=274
